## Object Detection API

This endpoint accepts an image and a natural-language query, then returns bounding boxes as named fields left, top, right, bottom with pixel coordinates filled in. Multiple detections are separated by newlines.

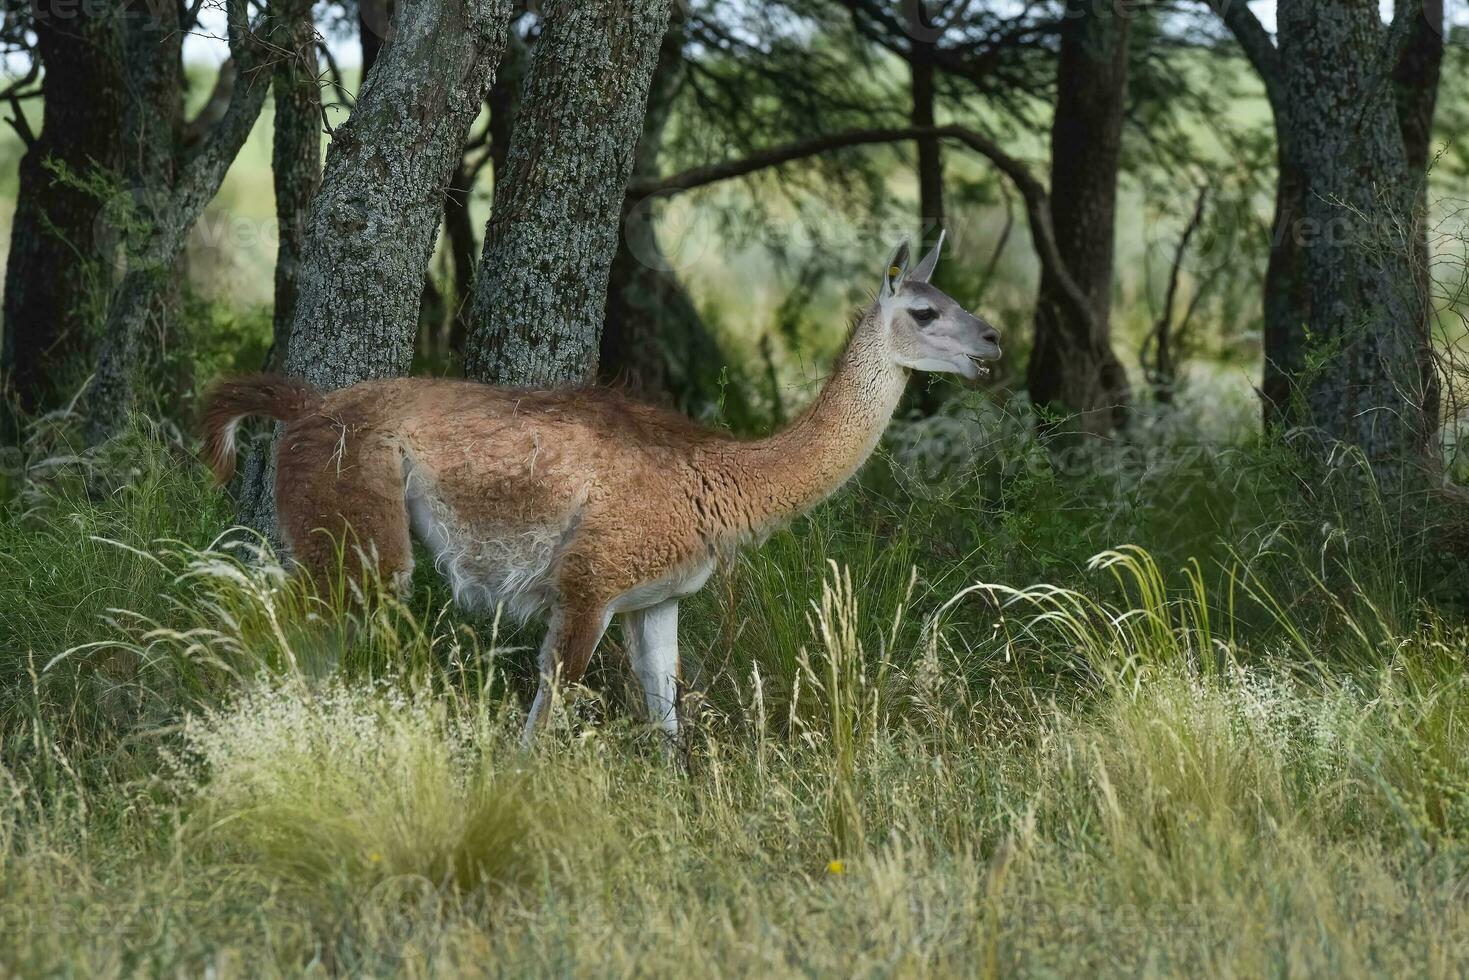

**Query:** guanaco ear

left=910, top=229, right=945, bottom=284
left=882, top=239, right=911, bottom=299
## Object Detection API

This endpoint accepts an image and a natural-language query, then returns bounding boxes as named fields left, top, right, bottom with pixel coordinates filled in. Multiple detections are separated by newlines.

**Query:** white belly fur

left=403, top=458, right=567, bottom=621
left=609, top=559, right=714, bottom=614
left=402, top=457, right=714, bottom=620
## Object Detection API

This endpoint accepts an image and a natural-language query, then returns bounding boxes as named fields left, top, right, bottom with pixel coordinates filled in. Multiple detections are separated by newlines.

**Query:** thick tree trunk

left=1276, top=0, right=1433, bottom=479
left=83, top=0, right=189, bottom=439
left=281, top=0, right=513, bottom=391
left=268, top=0, right=323, bottom=370
left=465, top=0, right=674, bottom=387
left=1, top=9, right=126, bottom=429
left=237, top=0, right=513, bottom=533
left=1026, top=0, right=1131, bottom=434
left=85, top=1, right=272, bottom=442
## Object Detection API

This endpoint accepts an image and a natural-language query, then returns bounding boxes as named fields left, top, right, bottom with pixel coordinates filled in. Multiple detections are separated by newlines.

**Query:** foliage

left=2, top=410, right=1468, bottom=974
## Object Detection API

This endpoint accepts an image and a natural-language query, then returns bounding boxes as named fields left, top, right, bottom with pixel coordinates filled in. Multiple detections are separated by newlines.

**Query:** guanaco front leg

left=623, top=599, right=680, bottom=739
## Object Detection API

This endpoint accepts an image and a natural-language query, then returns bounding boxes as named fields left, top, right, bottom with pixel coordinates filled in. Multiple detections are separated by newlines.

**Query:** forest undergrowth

left=2, top=396, right=1468, bottom=977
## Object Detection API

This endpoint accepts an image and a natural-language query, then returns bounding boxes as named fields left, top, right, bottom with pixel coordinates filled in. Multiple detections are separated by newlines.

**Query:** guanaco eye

left=911, top=307, right=938, bottom=325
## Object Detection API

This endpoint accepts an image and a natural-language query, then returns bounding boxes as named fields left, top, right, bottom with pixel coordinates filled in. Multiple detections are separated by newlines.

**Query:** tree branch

left=173, top=0, right=273, bottom=242
left=2, top=61, right=39, bottom=147
left=629, top=122, right=1099, bottom=339
left=1204, top=0, right=1283, bottom=109
left=182, top=56, right=238, bottom=147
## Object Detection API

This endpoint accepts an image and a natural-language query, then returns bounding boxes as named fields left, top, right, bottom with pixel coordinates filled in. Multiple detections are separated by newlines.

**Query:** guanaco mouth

left=966, top=354, right=996, bottom=377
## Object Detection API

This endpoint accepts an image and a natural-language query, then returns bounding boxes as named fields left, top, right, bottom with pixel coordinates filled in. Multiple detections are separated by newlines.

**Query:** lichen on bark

left=465, top=0, right=674, bottom=388
left=282, top=0, right=514, bottom=391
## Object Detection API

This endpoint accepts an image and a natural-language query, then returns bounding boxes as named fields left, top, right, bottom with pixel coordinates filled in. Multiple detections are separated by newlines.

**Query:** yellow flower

left=369, top=852, right=382, bottom=864
left=827, top=859, right=846, bottom=875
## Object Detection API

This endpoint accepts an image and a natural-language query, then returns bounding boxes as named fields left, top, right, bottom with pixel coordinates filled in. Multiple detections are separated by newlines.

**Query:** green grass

left=3, top=38, right=1469, bottom=975
left=2, top=403, right=1467, bottom=976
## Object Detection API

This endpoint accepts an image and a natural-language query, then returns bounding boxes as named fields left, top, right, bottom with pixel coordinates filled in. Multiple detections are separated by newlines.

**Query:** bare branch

left=1204, top=0, right=1283, bottom=108
left=630, top=122, right=1100, bottom=339
left=1, top=60, right=39, bottom=147
left=182, top=57, right=238, bottom=147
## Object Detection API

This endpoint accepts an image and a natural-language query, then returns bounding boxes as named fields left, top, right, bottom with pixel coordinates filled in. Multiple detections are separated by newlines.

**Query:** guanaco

left=202, top=237, right=1001, bottom=741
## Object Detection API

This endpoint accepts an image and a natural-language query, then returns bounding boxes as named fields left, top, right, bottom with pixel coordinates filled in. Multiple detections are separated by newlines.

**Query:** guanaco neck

left=704, top=307, right=909, bottom=537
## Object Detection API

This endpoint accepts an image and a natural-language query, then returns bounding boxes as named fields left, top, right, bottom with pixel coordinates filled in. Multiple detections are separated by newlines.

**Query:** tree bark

left=465, top=0, right=674, bottom=387
left=268, top=0, right=323, bottom=370
left=1393, top=0, right=1443, bottom=448
left=281, top=0, right=514, bottom=391
left=85, top=0, right=271, bottom=442
left=910, top=43, right=944, bottom=237
left=1259, top=122, right=1310, bottom=425
left=1026, top=0, right=1131, bottom=435
left=1, top=8, right=126, bottom=429
left=81, top=0, right=188, bottom=440
left=1275, top=0, right=1436, bottom=477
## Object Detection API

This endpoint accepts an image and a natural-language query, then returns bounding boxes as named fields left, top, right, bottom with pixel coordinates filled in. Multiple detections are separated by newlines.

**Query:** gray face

left=879, top=238, right=1002, bottom=380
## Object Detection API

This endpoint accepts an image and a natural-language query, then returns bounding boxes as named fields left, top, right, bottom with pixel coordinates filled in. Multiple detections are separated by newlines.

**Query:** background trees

left=1, top=3, right=123, bottom=430
left=1209, top=0, right=1447, bottom=483
left=0, top=0, right=1460, bottom=494
left=464, top=0, right=674, bottom=387
left=1026, top=0, right=1131, bottom=434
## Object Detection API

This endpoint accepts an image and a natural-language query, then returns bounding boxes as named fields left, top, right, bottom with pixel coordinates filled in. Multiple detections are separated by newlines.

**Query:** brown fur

left=200, top=260, right=1001, bottom=737
left=201, top=320, right=906, bottom=678
left=200, top=374, right=322, bottom=483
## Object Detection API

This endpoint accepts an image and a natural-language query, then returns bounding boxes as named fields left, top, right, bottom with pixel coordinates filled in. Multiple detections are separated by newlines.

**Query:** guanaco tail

left=201, top=237, right=1001, bottom=742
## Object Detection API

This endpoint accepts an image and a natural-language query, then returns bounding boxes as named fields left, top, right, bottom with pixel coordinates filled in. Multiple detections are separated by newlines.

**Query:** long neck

left=710, top=310, right=909, bottom=534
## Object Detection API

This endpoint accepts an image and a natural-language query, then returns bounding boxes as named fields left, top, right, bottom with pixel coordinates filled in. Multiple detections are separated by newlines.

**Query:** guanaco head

left=878, top=233, right=1002, bottom=380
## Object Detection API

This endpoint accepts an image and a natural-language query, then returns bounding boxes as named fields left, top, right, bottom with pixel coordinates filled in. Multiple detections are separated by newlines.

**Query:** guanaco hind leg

left=522, top=603, right=612, bottom=744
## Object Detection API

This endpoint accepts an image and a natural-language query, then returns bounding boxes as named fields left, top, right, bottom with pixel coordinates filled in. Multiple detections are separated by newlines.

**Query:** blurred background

left=3, top=1, right=1463, bottom=449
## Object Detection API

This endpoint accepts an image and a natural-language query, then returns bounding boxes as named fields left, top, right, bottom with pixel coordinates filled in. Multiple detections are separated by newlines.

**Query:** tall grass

left=2, top=417, right=1469, bottom=975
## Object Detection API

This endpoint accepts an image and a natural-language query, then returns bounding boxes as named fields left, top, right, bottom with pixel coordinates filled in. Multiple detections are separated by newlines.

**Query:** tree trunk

left=82, top=0, right=189, bottom=439
left=1, top=8, right=126, bottom=431
left=85, top=0, right=273, bottom=442
left=465, top=0, right=674, bottom=387
left=236, top=0, right=513, bottom=533
left=444, top=26, right=528, bottom=356
left=281, top=0, right=513, bottom=391
left=268, top=0, right=323, bottom=370
left=444, top=159, right=480, bottom=356
left=1260, top=123, right=1310, bottom=426
left=1275, top=0, right=1436, bottom=478
left=1026, top=0, right=1131, bottom=435
left=1393, top=0, right=1443, bottom=449
left=910, top=43, right=944, bottom=238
